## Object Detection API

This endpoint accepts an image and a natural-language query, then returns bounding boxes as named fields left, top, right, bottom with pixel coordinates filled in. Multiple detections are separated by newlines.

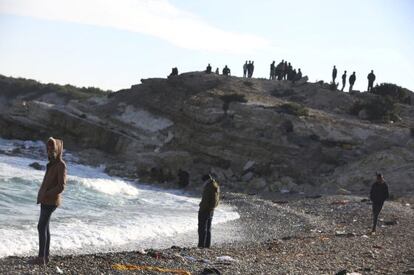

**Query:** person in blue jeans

left=29, top=137, right=67, bottom=265
left=198, top=174, right=220, bottom=248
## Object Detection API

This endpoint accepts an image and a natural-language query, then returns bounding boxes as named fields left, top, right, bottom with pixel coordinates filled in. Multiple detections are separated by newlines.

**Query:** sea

left=0, top=138, right=240, bottom=258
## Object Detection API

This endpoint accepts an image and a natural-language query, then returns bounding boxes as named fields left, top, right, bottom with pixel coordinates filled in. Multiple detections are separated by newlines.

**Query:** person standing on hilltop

left=222, top=65, right=231, bottom=76
left=370, top=173, right=389, bottom=234
left=29, top=137, right=66, bottom=265
left=250, top=61, right=255, bottom=78
left=215, top=68, right=219, bottom=74
left=198, top=174, right=220, bottom=248
left=297, top=68, right=302, bottom=80
left=367, top=70, right=376, bottom=92
left=332, top=65, right=337, bottom=84
left=243, top=61, right=248, bottom=78
left=247, top=61, right=253, bottom=78
left=206, top=63, right=212, bottom=74
left=270, top=61, right=275, bottom=80
left=341, top=70, right=347, bottom=91
left=349, top=72, right=356, bottom=92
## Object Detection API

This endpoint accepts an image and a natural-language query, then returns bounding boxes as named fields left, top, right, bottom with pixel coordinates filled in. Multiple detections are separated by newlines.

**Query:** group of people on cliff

left=169, top=62, right=378, bottom=93
left=270, top=60, right=302, bottom=83
left=332, top=65, right=376, bottom=92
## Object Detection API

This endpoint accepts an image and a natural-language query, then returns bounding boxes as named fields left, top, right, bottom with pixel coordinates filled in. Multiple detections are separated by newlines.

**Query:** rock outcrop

left=0, top=73, right=413, bottom=195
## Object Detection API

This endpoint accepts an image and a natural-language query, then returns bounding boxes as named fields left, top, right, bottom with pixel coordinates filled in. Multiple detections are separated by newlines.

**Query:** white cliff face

left=116, top=104, right=173, bottom=133
left=0, top=72, right=413, bottom=195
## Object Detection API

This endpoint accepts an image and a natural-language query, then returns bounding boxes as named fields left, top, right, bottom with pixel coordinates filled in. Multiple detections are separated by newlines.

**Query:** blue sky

left=0, top=0, right=413, bottom=91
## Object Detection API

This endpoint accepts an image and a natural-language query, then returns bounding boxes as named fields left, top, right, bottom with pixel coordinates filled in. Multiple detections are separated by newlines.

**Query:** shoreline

left=1, top=193, right=413, bottom=274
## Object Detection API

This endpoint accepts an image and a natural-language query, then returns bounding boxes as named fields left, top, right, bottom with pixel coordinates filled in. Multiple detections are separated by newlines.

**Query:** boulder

left=29, top=162, right=45, bottom=171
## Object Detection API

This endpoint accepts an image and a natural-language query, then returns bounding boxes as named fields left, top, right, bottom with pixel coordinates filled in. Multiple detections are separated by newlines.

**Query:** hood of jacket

left=47, top=137, right=64, bottom=162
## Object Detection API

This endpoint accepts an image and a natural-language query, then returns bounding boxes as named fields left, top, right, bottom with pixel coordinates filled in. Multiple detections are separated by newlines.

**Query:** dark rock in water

left=11, top=148, right=22, bottom=155
left=29, top=162, right=44, bottom=170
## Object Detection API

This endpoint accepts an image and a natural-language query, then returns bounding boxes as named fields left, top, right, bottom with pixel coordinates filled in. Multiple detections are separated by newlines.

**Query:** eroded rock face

left=0, top=72, right=413, bottom=194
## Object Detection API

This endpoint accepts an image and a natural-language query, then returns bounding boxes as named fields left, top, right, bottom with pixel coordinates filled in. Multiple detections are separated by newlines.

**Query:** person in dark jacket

left=341, top=70, right=347, bottom=91
left=349, top=72, right=356, bottom=92
left=270, top=61, right=275, bottom=80
left=370, top=173, right=389, bottom=234
left=30, top=137, right=67, bottom=265
left=222, top=65, right=231, bottom=76
left=367, top=70, right=376, bottom=92
left=198, top=174, right=220, bottom=248
left=206, top=64, right=212, bottom=74
left=332, top=65, right=337, bottom=84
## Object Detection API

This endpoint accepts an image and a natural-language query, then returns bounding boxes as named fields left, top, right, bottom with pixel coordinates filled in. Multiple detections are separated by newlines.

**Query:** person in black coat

left=370, top=173, right=389, bottom=234
left=332, top=65, right=337, bottom=84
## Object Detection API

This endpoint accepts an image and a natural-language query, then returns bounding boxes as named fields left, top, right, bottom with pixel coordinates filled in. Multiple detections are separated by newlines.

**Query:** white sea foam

left=0, top=139, right=240, bottom=258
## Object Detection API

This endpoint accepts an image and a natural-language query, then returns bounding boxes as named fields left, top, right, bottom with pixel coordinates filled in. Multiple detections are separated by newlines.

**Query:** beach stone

left=243, top=160, right=256, bottom=172
left=337, top=188, right=351, bottom=195
left=242, top=172, right=254, bottom=182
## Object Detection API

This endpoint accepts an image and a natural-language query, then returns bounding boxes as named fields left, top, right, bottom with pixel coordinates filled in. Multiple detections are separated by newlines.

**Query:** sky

left=0, top=0, right=413, bottom=92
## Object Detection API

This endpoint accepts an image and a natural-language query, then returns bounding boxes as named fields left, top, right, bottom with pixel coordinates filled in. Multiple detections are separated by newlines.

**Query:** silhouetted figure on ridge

left=367, top=70, right=376, bottom=92
left=247, top=61, right=254, bottom=78
left=332, top=65, right=337, bottom=84
left=297, top=68, right=302, bottom=79
left=243, top=61, right=248, bottom=78
left=349, top=72, right=356, bottom=92
left=341, top=70, right=347, bottom=91
left=168, top=67, right=178, bottom=78
left=283, top=61, right=288, bottom=80
left=291, top=69, right=297, bottom=83
left=206, top=64, right=212, bottom=74
left=222, top=65, right=231, bottom=76
left=270, top=61, right=275, bottom=80
left=276, top=60, right=284, bottom=80
left=215, top=68, right=219, bottom=74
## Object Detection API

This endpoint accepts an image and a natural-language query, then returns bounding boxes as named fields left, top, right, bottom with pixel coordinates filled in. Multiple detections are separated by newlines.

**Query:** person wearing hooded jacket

left=198, top=174, right=220, bottom=248
left=30, top=137, right=66, bottom=265
left=370, top=173, right=389, bottom=234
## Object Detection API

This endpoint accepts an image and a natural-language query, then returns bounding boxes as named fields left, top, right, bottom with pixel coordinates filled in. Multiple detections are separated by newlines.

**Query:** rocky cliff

left=1, top=73, right=413, bottom=195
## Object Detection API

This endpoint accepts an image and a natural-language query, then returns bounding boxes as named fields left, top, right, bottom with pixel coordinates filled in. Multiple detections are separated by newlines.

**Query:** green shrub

left=371, top=83, right=412, bottom=105
left=279, top=102, right=309, bottom=117
left=0, top=74, right=110, bottom=100
left=350, top=96, right=399, bottom=122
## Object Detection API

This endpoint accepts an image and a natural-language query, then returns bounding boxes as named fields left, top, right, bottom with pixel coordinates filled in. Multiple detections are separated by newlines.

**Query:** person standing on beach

left=370, top=173, right=389, bottom=234
left=30, top=137, right=67, bottom=265
left=198, top=174, right=220, bottom=248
